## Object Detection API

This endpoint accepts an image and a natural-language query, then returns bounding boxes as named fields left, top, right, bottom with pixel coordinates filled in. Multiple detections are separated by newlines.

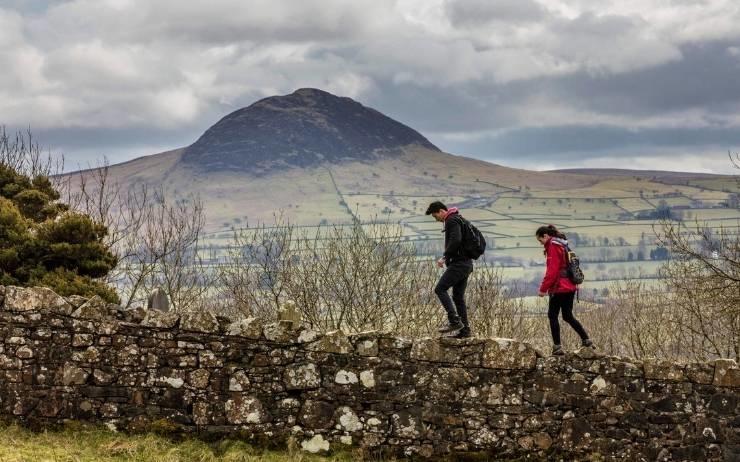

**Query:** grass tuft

left=0, top=423, right=371, bottom=462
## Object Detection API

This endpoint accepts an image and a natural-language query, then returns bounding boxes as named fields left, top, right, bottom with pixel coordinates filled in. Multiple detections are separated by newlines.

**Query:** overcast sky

left=1, top=0, right=740, bottom=174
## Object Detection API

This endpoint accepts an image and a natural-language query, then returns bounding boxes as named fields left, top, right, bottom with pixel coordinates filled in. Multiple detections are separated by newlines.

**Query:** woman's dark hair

left=425, top=201, right=447, bottom=215
left=535, top=224, right=566, bottom=239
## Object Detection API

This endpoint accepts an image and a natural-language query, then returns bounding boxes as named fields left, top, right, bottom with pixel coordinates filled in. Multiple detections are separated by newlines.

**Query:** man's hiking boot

left=438, top=320, right=464, bottom=333
left=552, top=345, right=565, bottom=356
left=581, top=339, right=595, bottom=349
left=453, top=328, right=471, bottom=339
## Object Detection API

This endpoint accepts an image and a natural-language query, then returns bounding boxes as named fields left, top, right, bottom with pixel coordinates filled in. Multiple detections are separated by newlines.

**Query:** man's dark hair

left=425, top=201, right=447, bottom=215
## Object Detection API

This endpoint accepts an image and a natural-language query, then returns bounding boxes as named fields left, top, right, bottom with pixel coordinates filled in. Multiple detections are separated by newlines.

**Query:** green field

left=198, top=167, right=739, bottom=292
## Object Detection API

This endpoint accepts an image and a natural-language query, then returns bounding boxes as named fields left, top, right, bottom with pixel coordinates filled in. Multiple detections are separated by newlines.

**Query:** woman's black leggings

left=548, top=292, right=589, bottom=345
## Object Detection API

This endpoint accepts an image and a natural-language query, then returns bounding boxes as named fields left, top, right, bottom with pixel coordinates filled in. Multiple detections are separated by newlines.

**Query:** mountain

left=181, top=88, right=440, bottom=173
left=64, top=89, right=736, bottom=233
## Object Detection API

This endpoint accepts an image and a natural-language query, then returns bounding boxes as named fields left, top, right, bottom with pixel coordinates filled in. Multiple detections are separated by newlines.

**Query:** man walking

left=426, top=201, right=473, bottom=338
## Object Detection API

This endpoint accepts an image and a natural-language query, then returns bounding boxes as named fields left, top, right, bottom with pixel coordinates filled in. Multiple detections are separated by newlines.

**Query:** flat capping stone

left=409, top=337, right=537, bottom=370
left=643, top=359, right=687, bottom=382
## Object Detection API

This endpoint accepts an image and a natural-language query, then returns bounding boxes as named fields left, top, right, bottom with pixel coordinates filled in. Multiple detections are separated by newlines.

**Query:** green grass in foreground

left=0, top=423, right=366, bottom=462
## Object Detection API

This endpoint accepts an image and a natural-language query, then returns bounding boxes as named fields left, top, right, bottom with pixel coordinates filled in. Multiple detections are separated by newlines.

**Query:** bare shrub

left=216, top=217, right=546, bottom=339
left=215, top=215, right=297, bottom=320
left=66, top=160, right=211, bottom=312
left=466, top=270, right=536, bottom=341
left=0, top=127, right=62, bottom=179
left=655, top=220, right=739, bottom=361
left=590, top=282, right=682, bottom=360
left=216, top=218, right=440, bottom=332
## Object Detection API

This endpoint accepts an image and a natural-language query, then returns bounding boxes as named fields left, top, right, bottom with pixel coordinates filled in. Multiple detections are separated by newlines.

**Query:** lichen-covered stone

left=307, top=330, right=351, bottom=354
left=391, top=410, right=421, bottom=439
left=93, top=369, right=115, bottom=385
left=72, top=334, right=94, bottom=347
left=410, top=337, right=483, bottom=365
left=685, top=362, right=714, bottom=384
left=72, top=346, right=101, bottom=363
left=71, top=296, right=116, bottom=320
left=299, top=400, right=335, bottom=429
left=5, top=286, right=73, bottom=315
left=297, top=328, right=320, bottom=343
left=188, top=369, right=210, bottom=389
left=226, top=317, right=262, bottom=339
left=116, top=344, right=141, bottom=366
left=225, top=395, right=267, bottom=424
left=482, top=338, right=537, bottom=370
left=335, top=370, right=358, bottom=385
left=180, top=311, right=219, bottom=333
left=141, top=310, right=179, bottom=329
left=713, top=358, right=740, bottom=388
left=301, top=434, right=330, bottom=453
left=229, top=370, right=250, bottom=391
left=359, top=370, right=375, bottom=388
left=198, top=350, right=222, bottom=368
left=644, top=360, right=686, bottom=382
left=356, top=338, right=378, bottom=356
left=284, top=363, right=321, bottom=390
left=337, top=406, right=363, bottom=432
left=15, top=346, right=33, bottom=359
left=121, top=306, right=147, bottom=323
left=411, top=337, right=443, bottom=362
left=559, top=417, right=595, bottom=449
left=470, top=426, right=499, bottom=446
left=61, top=363, right=89, bottom=385
left=263, top=322, right=297, bottom=343
left=414, top=367, right=475, bottom=399
left=66, top=295, right=88, bottom=308
left=192, top=401, right=210, bottom=425
left=589, top=375, right=618, bottom=396
left=352, top=331, right=380, bottom=356
left=574, top=346, right=604, bottom=359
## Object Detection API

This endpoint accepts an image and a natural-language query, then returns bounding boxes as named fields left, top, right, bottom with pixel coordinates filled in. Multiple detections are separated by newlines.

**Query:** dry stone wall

left=0, top=285, right=739, bottom=461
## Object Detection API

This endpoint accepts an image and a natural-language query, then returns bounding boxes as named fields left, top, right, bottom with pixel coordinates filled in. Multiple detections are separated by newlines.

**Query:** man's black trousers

left=434, top=260, right=473, bottom=328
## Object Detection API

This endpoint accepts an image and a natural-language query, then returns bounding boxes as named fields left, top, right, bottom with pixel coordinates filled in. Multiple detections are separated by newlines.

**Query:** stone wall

left=0, top=285, right=738, bottom=461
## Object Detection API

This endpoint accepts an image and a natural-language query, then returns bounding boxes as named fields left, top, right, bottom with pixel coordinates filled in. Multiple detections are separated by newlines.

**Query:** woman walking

left=536, top=225, right=594, bottom=355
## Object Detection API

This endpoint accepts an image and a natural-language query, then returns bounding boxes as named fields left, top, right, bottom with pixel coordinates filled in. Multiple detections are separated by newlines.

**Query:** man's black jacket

left=443, top=212, right=469, bottom=264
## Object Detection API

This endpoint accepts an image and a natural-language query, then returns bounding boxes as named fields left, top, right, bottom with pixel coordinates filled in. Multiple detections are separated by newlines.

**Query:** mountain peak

left=182, top=88, right=440, bottom=173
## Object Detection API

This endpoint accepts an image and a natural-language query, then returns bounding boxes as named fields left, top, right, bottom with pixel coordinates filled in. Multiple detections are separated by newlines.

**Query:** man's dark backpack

left=454, top=216, right=487, bottom=260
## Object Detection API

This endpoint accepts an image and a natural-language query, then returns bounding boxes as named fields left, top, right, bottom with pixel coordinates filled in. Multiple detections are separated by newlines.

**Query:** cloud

left=444, top=0, right=546, bottom=26
left=0, top=0, right=739, bottom=174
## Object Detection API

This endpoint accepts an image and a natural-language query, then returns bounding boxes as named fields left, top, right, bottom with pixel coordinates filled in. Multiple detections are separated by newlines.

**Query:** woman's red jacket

left=539, top=238, right=578, bottom=294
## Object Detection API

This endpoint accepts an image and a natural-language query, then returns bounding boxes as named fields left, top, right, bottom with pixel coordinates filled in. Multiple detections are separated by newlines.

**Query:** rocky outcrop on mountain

left=182, top=88, right=440, bottom=173
left=1, top=285, right=739, bottom=460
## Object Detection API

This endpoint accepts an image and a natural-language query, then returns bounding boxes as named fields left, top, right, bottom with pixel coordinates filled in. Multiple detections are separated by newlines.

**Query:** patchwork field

left=198, top=166, right=739, bottom=295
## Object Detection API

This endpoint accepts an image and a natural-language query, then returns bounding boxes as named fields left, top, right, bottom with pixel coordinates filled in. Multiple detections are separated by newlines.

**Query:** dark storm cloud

left=546, top=41, right=740, bottom=117
left=449, top=125, right=740, bottom=158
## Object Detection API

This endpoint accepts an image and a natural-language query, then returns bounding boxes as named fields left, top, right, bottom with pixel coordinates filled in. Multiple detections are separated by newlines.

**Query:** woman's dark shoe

left=581, top=339, right=595, bottom=349
left=552, top=345, right=565, bottom=356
